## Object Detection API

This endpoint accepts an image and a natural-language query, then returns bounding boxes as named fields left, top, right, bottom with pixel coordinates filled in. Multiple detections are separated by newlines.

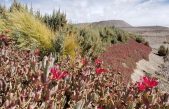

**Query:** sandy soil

left=131, top=52, right=164, bottom=82
left=131, top=51, right=169, bottom=91
left=120, top=26, right=169, bottom=50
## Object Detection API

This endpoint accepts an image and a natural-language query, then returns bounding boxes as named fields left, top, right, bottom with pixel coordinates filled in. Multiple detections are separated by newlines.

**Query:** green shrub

left=78, top=27, right=103, bottom=57
left=53, top=26, right=80, bottom=60
left=99, top=27, right=132, bottom=44
left=135, top=35, right=145, bottom=43
left=99, top=27, right=114, bottom=44
left=8, top=10, right=54, bottom=50
left=0, top=5, right=7, bottom=15
left=158, top=45, right=168, bottom=56
left=0, top=19, right=5, bottom=32
left=43, top=10, right=67, bottom=32
left=62, top=34, right=79, bottom=59
left=9, top=0, right=23, bottom=12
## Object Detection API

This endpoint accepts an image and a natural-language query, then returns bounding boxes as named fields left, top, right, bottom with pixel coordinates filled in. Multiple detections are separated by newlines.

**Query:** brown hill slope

left=75, top=20, right=132, bottom=28
left=91, top=20, right=132, bottom=28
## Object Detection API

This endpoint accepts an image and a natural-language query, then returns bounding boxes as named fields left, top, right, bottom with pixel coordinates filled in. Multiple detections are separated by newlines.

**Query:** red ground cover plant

left=1, top=35, right=169, bottom=109
left=99, top=39, right=152, bottom=83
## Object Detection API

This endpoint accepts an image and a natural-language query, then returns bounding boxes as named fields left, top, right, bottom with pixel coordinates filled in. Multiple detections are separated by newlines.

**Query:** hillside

left=76, top=20, right=169, bottom=49
left=91, top=20, right=132, bottom=28
left=1, top=1, right=169, bottom=109
left=75, top=20, right=132, bottom=28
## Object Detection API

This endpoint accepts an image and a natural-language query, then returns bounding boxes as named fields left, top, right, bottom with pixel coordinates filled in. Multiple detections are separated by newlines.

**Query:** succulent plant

left=0, top=34, right=169, bottom=109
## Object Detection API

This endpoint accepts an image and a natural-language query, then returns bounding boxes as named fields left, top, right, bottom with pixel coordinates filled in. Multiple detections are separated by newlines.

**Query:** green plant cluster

left=99, top=27, right=133, bottom=44
left=42, top=10, right=67, bottom=32
left=0, top=1, right=142, bottom=59
left=158, top=45, right=169, bottom=56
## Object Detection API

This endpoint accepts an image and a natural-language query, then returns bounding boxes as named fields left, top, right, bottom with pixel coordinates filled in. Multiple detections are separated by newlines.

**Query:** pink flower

left=50, top=67, right=68, bottom=80
left=137, top=76, right=158, bottom=91
left=142, top=76, right=151, bottom=87
left=95, top=68, right=107, bottom=74
left=149, top=78, right=158, bottom=88
left=143, top=76, right=158, bottom=88
left=95, top=59, right=102, bottom=65
left=137, top=82, right=146, bottom=91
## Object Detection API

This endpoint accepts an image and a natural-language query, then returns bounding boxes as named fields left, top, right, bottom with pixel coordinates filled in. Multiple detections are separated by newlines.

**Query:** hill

left=76, top=20, right=169, bottom=49
left=91, top=20, right=132, bottom=28
left=75, top=20, right=132, bottom=28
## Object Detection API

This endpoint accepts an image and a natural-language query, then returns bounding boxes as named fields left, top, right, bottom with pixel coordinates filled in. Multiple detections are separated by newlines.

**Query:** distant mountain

left=75, top=20, right=169, bottom=38
left=91, top=20, right=132, bottom=28
left=75, top=20, right=132, bottom=28
left=75, top=20, right=169, bottom=49
left=136, top=26, right=169, bottom=30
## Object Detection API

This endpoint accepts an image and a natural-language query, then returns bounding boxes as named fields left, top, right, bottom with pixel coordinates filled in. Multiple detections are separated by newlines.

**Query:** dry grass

left=8, top=10, right=54, bottom=49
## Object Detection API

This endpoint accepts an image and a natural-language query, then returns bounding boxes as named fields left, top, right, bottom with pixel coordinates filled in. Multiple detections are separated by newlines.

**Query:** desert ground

left=121, top=26, right=169, bottom=49
left=121, top=25, right=169, bottom=91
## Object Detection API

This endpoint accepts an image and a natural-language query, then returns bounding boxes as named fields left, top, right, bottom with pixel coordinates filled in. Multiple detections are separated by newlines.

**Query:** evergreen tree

left=42, top=10, right=67, bottom=32
left=0, top=4, right=6, bottom=15
left=10, top=0, right=23, bottom=12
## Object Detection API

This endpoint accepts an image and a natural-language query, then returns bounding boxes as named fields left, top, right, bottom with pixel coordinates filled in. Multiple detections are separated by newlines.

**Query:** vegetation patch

left=99, top=39, right=152, bottom=82
left=158, top=45, right=169, bottom=56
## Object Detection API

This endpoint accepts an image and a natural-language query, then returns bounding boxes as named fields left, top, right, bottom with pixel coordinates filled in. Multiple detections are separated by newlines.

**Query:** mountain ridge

left=75, top=20, right=168, bottom=29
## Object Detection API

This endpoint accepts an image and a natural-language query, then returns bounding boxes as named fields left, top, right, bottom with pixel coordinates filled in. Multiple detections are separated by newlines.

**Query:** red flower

left=50, top=67, right=68, bottom=80
left=95, top=68, right=107, bottom=74
left=137, top=82, right=146, bottom=91
left=142, top=76, right=151, bottom=87
left=137, top=76, right=158, bottom=91
left=95, top=59, right=102, bottom=65
left=143, top=76, right=158, bottom=88
left=61, top=71, right=69, bottom=78
left=149, top=78, right=158, bottom=88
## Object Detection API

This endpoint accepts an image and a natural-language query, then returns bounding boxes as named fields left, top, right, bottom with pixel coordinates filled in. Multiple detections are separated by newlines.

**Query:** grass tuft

left=9, top=10, right=54, bottom=49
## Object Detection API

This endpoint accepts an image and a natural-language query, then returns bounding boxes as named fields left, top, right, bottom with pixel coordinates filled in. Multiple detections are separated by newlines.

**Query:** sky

left=1, top=0, right=169, bottom=26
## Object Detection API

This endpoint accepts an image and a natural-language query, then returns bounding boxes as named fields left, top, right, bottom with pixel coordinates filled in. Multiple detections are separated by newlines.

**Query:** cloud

left=0, top=0, right=169, bottom=26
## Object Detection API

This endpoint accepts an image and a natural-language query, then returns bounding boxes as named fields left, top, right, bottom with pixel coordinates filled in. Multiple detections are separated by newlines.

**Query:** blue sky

left=1, top=0, right=169, bottom=26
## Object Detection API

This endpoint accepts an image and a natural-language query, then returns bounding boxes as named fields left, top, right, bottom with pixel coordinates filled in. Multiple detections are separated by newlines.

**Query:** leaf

left=74, top=99, right=85, bottom=109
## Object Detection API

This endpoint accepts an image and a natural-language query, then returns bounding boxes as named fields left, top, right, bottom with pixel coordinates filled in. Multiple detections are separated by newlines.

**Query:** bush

left=62, top=34, right=80, bottom=60
left=135, top=35, right=145, bottom=43
left=0, top=19, right=8, bottom=33
left=8, top=10, right=54, bottom=50
left=78, top=27, right=103, bottom=57
left=99, top=27, right=134, bottom=45
left=144, top=41, right=150, bottom=47
left=43, top=10, right=67, bottom=32
left=158, top=45, right=168, bottom=56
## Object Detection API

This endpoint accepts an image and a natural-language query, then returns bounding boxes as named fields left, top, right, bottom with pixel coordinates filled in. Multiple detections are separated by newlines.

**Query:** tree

left=42, top=10, right=67, bottom=32
left=10, top=0, right=23, bottom=12
left=0, top=5, right=6, bottom=15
